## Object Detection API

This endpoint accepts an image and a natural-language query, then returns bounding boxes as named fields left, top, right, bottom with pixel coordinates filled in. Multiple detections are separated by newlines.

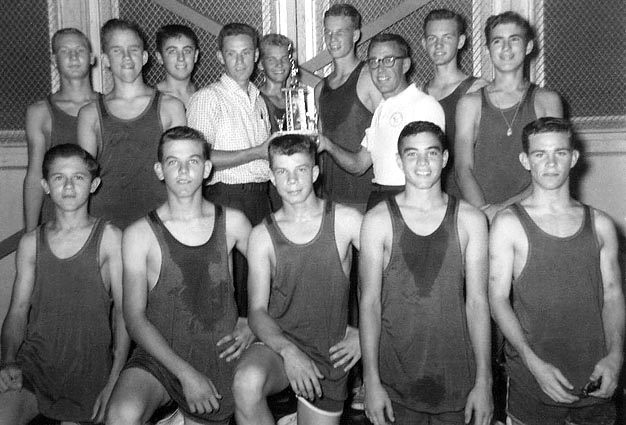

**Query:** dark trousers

left=203, top=182, right=271, bottom=316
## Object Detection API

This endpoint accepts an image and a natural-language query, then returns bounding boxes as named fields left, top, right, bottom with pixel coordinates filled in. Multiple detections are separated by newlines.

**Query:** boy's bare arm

left=489, top=210, right=578, bottom=404
left=317, top=136, right=372, bottom=176
left=356, top=66, right=383, bottom=113
left=458, top=203, right=492, bottom=425
left=77, top=103, right=100, bottom=158
left=588, top=210, right=625, bottom=398
left=91, top=224, right=129, bottom=422
left=23, top=102, right=51, bottom=231
left=359, top=206, right=395, bottom=425
left=455, top=93, right=486, bottom=208
left=535, top=88, right=563, bottom=119
left=247, top=224, right=323, bottom=400
left=160, top=95, right=187, bottom=130
left=0, top=232, right=37, bottom=391
left=216, top=207, right=254, bottom=361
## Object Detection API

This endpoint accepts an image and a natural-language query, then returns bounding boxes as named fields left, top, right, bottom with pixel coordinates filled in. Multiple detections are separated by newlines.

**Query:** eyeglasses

left=367, top=55, right=407, bottom=69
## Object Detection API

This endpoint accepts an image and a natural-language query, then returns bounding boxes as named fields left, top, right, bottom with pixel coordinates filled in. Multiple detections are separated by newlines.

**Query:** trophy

left=280, top=44, right=317, bottom=135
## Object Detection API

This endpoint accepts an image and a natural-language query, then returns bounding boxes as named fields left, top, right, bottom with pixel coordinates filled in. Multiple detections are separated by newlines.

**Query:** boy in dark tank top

left=106, top=126, right=254, bottom=425
left=489, top=118, right=624, bottom=425
left=0, top=144, right=128, bottom=424
left=360, top=121, right=492, bottom=425
left=23, top=28, right=100, bottom=231
left=233, top=134, right=363, bottom=425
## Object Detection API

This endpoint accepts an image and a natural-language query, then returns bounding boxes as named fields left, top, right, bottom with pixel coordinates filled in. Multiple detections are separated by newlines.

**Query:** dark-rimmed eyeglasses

left=366, top=56, right=407, bottom=69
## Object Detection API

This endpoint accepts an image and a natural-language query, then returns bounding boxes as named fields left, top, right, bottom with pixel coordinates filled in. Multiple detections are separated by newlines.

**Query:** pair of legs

left=0, top=388, right=80, bottom=425
left=106, top=368, right=227, bottom=425
left=233, top=344, right=343, bottom=425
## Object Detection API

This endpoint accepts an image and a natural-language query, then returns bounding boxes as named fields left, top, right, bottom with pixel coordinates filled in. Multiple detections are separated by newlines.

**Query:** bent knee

left=233, top=362, right=269, bottom=400
left=105, top=398, right=144, bottom=425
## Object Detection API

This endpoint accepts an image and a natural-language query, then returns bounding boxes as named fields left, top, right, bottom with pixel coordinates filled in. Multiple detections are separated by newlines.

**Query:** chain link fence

left=0, top=1, right=50, bottom=132
left=543, top=0, right=625, bottom=129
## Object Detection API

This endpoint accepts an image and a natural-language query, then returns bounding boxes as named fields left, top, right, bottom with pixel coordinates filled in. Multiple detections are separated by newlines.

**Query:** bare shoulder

left=467, top=77, right=489, bottom=93
left=491, top=206, right=522, bottom=237
left=458, top=90, right=482, bottom=109
left=223, top=205, right=251, bottom=228
left=534, top=86, right=563, bottom=116
left=334, top=202, right=363, bottom=224
left=122, top=217, right=154, bottom=249
left=101, top=222, right=123, bottom=249
left=248, top=221, right=272, bottom=250
left=17, top=229, right=38, bottom=257
left=457, top=199, right=487, bottom=230
left=77, top=101, right=98, bottom=120
left=362, top=201, right=391, bottom=230
left=590, top=207, right=618, bottom=245
left=26, top=99, right=49, bottom=120
left=160, top=92, right=184, bottom=109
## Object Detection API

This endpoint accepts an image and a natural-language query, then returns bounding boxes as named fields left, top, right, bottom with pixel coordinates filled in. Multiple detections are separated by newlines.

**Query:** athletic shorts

left=391, top=402, right=465, bottom=425
left=506, top=380, right=616, bottom=425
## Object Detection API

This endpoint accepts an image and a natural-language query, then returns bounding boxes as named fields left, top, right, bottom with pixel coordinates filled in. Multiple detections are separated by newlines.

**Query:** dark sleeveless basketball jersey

left=319, top=62, right=374, bottom=203
left=264, top=201, right=350, bottom=402
left=90, top=91, right=166, bottom=229
left=429, top=77, right=477, bottom=199
left=506, top=204, right=606, bottom=408
left=17, top=219, right=112, bottom=422
left=260, top=91, right=286, bottom=134
left=380, top=195, right=475, bottom=413
left=125, top=207, right=237, bottom=422
left=474, top=84, right=537, bottom=204
left=40, top=94, right=96, bottom=224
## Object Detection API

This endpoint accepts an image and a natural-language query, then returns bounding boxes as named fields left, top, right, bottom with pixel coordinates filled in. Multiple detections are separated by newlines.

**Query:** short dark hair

left=485, top=11, right=534, bottom=45
left=268, top=134, right=317, bottom=168
left=397, top=121, right=446, bottom=153
left=51, top=28, right=91, bottom=54
left=101, top=19, right=145, bottom=52
left=157, top=126, right=211, bottom=162
left=521, top=117, right=573, bottom=153
left=259, top=33, right=292, bottom=59
left=323, top=4, right=362, bottom=30
left=368, top=33, right=411, bottom=58
left=42, top=144, right=99, bottom=180
left=217, top=23, right=258, bottom=51
left=156, top=24, right=199, bottom=53
left=423, top=9, right=466, bottom=35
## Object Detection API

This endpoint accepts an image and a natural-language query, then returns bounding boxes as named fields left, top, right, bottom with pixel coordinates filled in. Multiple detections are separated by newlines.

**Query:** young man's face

left=368, top=41, right=410, bottom=99
left=53, top=33, right=94, bottom=80
left=520, top=131, right=578, bottom=191
left=422, top=19, right=465, bottom=67
left=270, top=152, right=319, bottom=205
left=102, top=29, right=148, bottom=83
left=488, top=23, right=533, bottom=72
left=259, top=44, right=290, bottom=85
left=155, top=139, right=211, bottom=197
left=397, top=131, right=448, bottom=190
left=156, top=35, right=199, bottom=81
left=41, top=157, right=100, bottom=213
left=323, top=15, right=359, bottom=60
left=217, top=34, right=258, bottom=86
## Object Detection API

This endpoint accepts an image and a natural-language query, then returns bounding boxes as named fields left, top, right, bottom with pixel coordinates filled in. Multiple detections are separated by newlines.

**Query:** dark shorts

left=391, top=402, right=465, bottom=425
left=507, top=380, right=616, bottom=425
left=124, top=349, right=234, bottom=425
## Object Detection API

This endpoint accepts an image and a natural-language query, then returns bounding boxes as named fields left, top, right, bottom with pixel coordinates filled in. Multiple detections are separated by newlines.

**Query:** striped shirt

left=187, top=74, right=271, bottom=184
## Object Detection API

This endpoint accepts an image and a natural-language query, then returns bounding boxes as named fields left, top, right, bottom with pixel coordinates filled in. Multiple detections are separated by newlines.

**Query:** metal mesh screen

left=544, top=1, right=626, bottom=129
left=118, top=0, right=266, bottom=89
left=0, top=1, right=51, bottom=131
left=317, top=0, right=474, bottom=83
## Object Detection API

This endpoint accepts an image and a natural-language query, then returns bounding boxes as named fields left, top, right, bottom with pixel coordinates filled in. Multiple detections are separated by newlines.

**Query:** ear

left=352, top=28, right=361, bottom=44
left=203, top=160, right=212, bottom=180
left=142, top=50, right=149, bottom=66
left=396, top=152, right=404, bottom=171
left=155, top=51, right=164, bottom=65
left=90, top=177, right=101, bottom=193
left=421, top=37, right=427, bottom=51
left=193, top=49, right=199, bottom=64
left=254, top=48, right=259, bottom=63
left=402, top=57, right=411, bottom=74
left=216, top=50, right=225, bottom=66
left=41, top=179, right=50, bottom=195
left=89, top=53, right=96, bottom=67
left=457, top=34, right=466, bottom=50
left=570, top=149, right=580, bottom=168
left=154, top=162, right=165, bottom=181
left=519, top=152, right=530, bottom=170
left=312, top=164, right=320, bottom=183
left=525, top=39, right=534, bottom=56
left=269, top=169, right=276, bottom=187
left=51, top=53, right=58, bottom=68
left=442, top=149, right=450, bottom=169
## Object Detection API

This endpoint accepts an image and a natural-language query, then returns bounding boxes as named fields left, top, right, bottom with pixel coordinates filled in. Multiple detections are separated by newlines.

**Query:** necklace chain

left=493, top=86, right=528, bottom=137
